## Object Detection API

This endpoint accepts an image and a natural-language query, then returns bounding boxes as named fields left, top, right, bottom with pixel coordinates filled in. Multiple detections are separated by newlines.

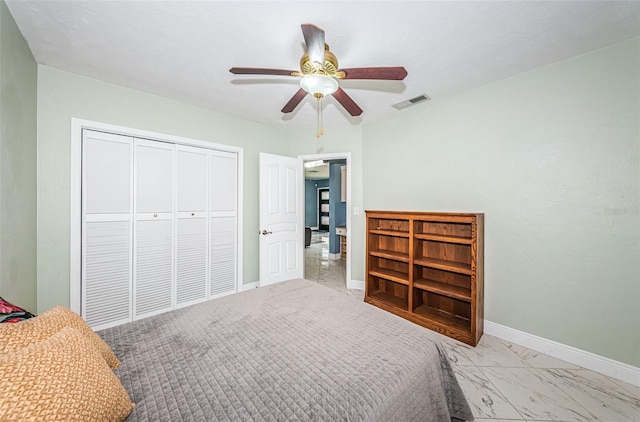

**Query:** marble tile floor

left=303, top=231, right=640, bottom=421
left=304, top=231, right=362, bottom=299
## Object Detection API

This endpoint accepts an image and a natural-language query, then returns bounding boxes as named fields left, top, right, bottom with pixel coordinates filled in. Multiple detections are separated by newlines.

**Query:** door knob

left=260, top=229, right=273, bottom=235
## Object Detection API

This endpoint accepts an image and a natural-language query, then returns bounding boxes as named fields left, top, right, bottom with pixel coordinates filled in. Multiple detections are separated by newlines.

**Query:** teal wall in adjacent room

left=362, top=37, right=640, bottom=367
left=0, top=0, right=37, bottom=312
left=329, top=163, right=346, bottom=254
left=304, top=178, right=329, bottom=227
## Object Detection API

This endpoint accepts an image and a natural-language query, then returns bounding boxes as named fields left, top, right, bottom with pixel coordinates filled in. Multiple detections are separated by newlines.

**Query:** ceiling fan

left=229, top=23, right=408, bottom=137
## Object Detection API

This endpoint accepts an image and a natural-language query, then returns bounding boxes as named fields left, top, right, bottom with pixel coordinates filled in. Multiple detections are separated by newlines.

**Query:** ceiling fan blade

left=229, top=67, right=297, bottom=76
left=340, top=66, right=408, bottom=80
left=301, top=24, right=325, bottom=68
left=281, top=88, right=308, bottom=113
left=332, top=88, right=363, bottom=117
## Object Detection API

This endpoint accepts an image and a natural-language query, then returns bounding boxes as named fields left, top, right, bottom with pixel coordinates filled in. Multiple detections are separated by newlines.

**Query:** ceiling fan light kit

left=300, top=74, right=338, bottom=97
left=300, top=73, right=339, bottom=138
left=229, top=23, right=408, bottom=137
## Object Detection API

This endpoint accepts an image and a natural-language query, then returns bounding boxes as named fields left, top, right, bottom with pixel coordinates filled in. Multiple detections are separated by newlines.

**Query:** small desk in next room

left=336, top=226, right=347, bottom=259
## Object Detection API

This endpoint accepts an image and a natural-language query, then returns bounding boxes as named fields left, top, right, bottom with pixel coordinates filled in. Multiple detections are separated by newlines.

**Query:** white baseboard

left=240, top=282, right=259, bottom=291
left=347, top=279, right=365, bottom=290
left=485, top=320, right=640, bottom=387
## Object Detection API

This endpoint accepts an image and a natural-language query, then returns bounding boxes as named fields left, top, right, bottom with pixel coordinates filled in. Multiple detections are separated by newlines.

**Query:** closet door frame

left=70, top=118, right=244, bottom=317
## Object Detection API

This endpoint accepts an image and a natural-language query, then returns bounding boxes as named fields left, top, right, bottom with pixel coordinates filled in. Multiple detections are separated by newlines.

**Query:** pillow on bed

left=0, top=296, right=36, bottom=323
left=0, top=306, right=120, bottom=368
left=0, top=327, right=134, bottom=421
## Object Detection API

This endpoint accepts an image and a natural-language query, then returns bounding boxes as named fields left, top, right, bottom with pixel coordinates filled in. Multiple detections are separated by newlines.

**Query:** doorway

left=300, top=153, right=352, bottom=292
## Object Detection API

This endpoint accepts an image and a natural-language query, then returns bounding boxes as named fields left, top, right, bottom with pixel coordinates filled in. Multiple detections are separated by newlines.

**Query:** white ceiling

left=7, top=1, right=640, bottom=130
left=304, top=163, right=329, bottom=180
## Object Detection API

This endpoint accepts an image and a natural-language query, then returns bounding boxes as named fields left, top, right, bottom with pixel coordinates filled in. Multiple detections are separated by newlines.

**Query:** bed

left=99, top=279, right=474, bottom=421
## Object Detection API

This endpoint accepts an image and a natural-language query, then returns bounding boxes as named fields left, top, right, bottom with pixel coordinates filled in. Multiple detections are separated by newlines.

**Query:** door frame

left=70, top=118, right=244, bottom=314
left=299, top=152, right=352, bottom=289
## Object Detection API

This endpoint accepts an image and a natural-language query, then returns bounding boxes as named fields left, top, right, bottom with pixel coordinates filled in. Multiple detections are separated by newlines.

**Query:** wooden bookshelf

left=365, top=211, right=484, bottom=346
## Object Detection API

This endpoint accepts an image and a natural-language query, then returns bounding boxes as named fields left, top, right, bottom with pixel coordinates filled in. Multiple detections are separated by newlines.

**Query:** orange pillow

left=0, top=306, right=120, bottom=368
left=0, top=327, right=134, bottom=421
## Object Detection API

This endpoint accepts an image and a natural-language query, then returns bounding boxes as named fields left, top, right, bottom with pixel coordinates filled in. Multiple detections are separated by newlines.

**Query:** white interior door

left=259, top=153, right=303, bottom=285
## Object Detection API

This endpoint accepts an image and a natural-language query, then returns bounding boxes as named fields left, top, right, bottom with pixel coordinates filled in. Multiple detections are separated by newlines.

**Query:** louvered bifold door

left=175, top=145, right=209, bottom=308
left=82, top=130, right=133, bottom=330
left=209, top=151, right=238, bottom=298
left=134, top=139, right=174, bottom=320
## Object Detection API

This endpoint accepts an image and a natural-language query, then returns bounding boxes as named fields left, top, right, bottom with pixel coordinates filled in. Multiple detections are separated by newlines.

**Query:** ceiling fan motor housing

left=300, top=44, right=340, bottom=76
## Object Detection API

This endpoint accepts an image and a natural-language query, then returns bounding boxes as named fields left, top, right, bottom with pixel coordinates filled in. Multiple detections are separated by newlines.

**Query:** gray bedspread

left=99, top=279, right=473, bottom=421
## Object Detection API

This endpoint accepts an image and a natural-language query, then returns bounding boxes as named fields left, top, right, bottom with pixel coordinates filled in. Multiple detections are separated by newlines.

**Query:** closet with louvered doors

left=81, top=129, right=239, bottom=330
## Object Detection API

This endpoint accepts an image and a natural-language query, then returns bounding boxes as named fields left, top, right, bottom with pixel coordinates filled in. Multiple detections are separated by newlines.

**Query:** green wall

left=0, top=0, right=37, bottom=312
left=36, top=66, right=289, bottom=313
left=363, top=38, right=640, bottom=366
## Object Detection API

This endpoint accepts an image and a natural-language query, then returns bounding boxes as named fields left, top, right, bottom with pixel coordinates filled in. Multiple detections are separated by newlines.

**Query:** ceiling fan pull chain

left=316, top=95, right=323, bottom=138
left=319, top=96, right=324, bottom=137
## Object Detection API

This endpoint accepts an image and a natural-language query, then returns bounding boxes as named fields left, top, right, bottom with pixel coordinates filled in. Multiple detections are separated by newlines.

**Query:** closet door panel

left=210, top=152, right=238, bottom=212
left=210, top=151, right=238, bottom=297
left=134, top=218, right=173, bottom=318
left=175, top=146, right=208, bottom=307
left=134, top=139, right=174, bottom=319
left=82, top=130, right=133, bottom=329
left=84, top=220, right=131, bottom=329
left=177, top=148, right=208, bottom=212
left=136, top=141, right=173, bottom=213
left=84, top=131, right=131, bottom=214
left=210, top=216, right=237, bottom=297
left=176, top=217, right=208, bottom=305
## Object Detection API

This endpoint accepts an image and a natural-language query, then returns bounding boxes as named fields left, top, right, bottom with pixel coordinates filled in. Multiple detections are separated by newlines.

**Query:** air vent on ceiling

left=392, top=94, right=431, bottom=110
